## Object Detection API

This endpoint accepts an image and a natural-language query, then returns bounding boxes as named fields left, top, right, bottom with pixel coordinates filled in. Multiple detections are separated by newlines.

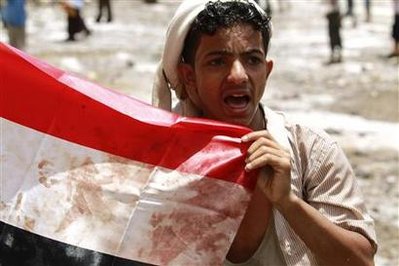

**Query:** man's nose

left=227, top=60, right=248, bottom=84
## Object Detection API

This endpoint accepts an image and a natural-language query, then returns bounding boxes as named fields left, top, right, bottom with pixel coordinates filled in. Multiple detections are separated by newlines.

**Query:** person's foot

left=107, top=17, right=112, bottom=23
left=325, top=59, right=340, bottom=65
left=65, top=36, right=76, bottom=42
left=352, top=17, right=357, bottom=28
left=386, top=52, right=399, bottom=58
left=325, top=55, right=342, bottom=65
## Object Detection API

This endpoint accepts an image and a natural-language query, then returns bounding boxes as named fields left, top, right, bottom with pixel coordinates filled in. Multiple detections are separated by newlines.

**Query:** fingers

left=242, top=130, right=287, bottom=154
left=242, top=130, right=282, bottom=150
left=246, top=136, right=281, bottom=154
left=246, top=145, right=285, bottom=163
left=242, top=130, right=290, bottom=172
left=241, top=130, right=272, bottom=143
left=245, top=151, right=290, bottom=172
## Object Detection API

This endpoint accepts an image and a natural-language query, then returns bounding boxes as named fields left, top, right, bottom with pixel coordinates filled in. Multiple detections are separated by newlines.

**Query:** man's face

left=179, top=23, right=273, bottom=129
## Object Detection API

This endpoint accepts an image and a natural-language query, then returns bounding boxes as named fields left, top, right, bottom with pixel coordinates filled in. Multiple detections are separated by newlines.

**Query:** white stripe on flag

left=1, top=118, right=251, bottom=265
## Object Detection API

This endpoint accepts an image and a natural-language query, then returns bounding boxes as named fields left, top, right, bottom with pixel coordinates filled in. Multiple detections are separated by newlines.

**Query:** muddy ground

left=1, top=0, right=398, bottom=265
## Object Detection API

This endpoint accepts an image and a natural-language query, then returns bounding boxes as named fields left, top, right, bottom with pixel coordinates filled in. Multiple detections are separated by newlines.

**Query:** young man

left=152, top=0, right=377, bottom=265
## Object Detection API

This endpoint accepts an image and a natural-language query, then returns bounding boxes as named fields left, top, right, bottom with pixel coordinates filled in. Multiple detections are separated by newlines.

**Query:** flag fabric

left=0, top=42, right=257, bottom=265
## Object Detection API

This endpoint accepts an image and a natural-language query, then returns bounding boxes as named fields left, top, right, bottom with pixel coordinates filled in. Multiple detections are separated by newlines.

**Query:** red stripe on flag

left=0, top=43, right=257, bottom=189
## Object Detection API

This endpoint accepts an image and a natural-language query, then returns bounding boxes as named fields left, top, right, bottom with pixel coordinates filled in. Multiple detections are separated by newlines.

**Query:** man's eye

left=208, top=58, right=225, bottom=66
left=247, top=56, right=262, bottom=65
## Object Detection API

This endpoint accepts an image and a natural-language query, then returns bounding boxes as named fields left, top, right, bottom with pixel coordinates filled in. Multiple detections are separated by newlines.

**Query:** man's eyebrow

left=243, top=49, right=265, bottom=56
left=204, top=49, right=265, bottom=57
left=204, top=50, right=231, bottom=57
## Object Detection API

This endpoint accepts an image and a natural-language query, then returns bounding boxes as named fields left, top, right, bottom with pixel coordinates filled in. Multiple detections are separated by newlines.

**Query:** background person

left=388, top=0, right=399, bottom=57
left=326, top=0, right=343, bottom=64
left=96, top=0, right=112, bottom=23
left=0, top=0, right=26, bottom=50
left=61, top=0, right=91, bottom=41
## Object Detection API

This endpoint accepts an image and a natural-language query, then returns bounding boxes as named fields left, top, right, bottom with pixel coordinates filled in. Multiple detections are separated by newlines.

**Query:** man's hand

left=242, top=130, right=292, bottom=206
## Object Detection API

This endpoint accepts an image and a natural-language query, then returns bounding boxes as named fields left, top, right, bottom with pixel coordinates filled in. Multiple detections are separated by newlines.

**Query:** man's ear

left=178, top=63, right=201, bottom=106
left=265, top=59, right=273, bottom=79
left=178, top=63, right=196, bottom=87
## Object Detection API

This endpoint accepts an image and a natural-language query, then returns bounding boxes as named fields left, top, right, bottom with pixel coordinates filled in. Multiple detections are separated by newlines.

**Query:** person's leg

left=346, top=0, right=358, bottom=27
left=364, top=0, right=371, bottom=22
left=76, top=9, right=91, bottom=36
left=96, top=0, right=103, bottom=22
left=7, top=26, right=19, bottom=49
left=394, top=14, right=399, bottom=54
left=328, top=20, right=336, bottom=62
left=335, top=28, right=343, bottom=62
left=389, top=14, right=399, bottom=57
left=14, top=26, right=26, bottom=50
left=327, top=10, right=342, bottom=63
left=346, top=0, right=353, bottom=16
left=67, top=13, right=77, bottom=41
left=106, top=0, right=112, bottom=22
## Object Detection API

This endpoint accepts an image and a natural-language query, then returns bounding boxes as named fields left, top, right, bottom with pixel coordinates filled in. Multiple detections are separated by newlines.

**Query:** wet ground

left=1, top=0, right=398, bottom=265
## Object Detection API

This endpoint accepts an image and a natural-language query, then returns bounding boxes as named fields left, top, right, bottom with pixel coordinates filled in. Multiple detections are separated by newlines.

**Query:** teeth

left=231, top=94, right=244, bottom=97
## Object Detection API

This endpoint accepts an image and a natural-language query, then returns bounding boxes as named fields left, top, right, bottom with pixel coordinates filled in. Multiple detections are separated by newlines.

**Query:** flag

left=0, top=42, right=257, bottom=265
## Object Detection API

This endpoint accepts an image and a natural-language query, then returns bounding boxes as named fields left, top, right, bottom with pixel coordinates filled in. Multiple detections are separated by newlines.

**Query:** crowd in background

left=1, top=0, right=398, bottom=61
left=0, top=0, right=112, bottom=45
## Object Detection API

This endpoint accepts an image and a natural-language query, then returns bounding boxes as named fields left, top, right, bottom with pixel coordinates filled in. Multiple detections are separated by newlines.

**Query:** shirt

left=224, top=213, right=286, bottom=266
left=66, top=0, right=84, bottom=9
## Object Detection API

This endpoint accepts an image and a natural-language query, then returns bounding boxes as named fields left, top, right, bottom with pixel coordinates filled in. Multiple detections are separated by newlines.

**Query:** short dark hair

left=181, top=0, right=272, bottom=65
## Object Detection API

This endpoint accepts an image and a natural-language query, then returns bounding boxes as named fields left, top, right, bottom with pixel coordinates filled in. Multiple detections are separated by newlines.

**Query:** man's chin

left=203, top=112, right=251, bottom=128
left=221, top=117, right=251, bottom=128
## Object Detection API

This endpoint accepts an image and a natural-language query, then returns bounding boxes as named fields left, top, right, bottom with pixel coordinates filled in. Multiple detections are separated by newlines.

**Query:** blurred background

left=1, top=0, right=398, bottom=265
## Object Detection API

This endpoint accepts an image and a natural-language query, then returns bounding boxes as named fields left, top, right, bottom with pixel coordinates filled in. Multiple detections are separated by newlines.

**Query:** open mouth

left=223, top=94, right=250, bottom=109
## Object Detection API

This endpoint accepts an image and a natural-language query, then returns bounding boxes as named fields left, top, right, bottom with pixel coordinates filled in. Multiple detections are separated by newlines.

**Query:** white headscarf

left=152, top=0, right=268, bottom=116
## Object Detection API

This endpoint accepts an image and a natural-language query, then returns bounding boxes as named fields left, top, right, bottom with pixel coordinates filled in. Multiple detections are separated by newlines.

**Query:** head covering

left=152, top=0, right=268, bottom=116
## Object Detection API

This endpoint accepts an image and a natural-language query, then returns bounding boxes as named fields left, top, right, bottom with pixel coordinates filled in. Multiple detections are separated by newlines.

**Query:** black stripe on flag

left=0, top=221, right=154, bottom=266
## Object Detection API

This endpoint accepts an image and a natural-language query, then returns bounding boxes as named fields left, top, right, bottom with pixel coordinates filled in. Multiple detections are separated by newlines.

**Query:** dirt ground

left=1, top=0, right=398, bottom=265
